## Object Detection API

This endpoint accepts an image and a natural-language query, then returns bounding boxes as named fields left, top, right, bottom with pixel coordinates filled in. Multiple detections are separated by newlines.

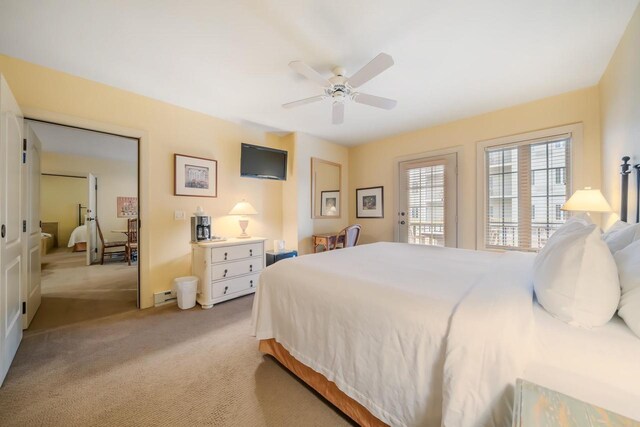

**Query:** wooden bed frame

left=260, top=156, right=640, bottom=427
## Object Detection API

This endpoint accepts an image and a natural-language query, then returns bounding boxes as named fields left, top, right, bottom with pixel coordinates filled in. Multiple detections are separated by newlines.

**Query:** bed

left=67, top=224, right=87, bottom=252
left=252, top=156, right=640, bottom=426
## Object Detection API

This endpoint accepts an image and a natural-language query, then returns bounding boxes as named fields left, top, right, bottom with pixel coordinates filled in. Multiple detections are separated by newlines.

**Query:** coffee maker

left=191, top=207, right=212, bottom=242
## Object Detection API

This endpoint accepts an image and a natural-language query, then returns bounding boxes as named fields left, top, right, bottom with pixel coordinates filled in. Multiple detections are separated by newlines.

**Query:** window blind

left=485, top=134, right=571, bottom=251
left=406, top=162, right=446, bottom=246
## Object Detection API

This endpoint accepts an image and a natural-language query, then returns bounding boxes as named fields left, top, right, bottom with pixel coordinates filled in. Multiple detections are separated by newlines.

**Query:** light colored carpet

left=0, top=295, right=353, bottom=426
left=29, top=249, right=138, bottom=331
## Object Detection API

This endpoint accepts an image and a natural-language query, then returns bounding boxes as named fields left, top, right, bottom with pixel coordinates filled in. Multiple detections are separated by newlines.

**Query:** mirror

left=311, top=158, right=342, bottom=219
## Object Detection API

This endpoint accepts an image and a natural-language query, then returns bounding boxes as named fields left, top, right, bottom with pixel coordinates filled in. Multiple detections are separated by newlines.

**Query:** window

left=484, top=134, right=571, bottom=251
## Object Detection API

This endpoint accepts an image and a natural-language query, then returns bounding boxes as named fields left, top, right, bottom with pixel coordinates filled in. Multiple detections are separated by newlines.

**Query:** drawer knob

left=250, top=280, right=254, bottom=288
left=224, top=252, right=228, bottom=261
left=223, top=269, right=228, bottom=278
left=224, top=286, right=228, bottom=294
left=249, top=264, right=253, bottom=272
left=249, top=249, right=253, bottom=256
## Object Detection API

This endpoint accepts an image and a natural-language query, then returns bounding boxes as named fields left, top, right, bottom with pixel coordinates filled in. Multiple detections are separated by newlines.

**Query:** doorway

left=26, top=119, right=140, bottom=331
left=398, top=152, right=458, bottom=247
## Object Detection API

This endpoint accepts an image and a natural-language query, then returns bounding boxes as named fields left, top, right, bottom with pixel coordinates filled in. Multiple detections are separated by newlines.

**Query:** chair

left=333, top=224, right=362, bottom=250
left=96, top=218, right=127, bottom=265
left=125, top=218, right=138, bottom=266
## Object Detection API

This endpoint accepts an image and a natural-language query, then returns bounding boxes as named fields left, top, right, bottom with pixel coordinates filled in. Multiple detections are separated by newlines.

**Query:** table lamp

left=229, top=200, right=258, bottom=238
left=561, top=187, right=612, bottom=216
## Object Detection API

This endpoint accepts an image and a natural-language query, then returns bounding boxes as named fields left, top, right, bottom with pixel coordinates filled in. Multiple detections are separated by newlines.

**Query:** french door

left=398, top=153, right=458, bottom=247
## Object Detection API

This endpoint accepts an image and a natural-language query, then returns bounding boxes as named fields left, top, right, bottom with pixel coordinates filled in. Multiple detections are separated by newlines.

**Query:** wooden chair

left=125, top=218, right=138, bottom=266
left=333, top=224, right=362, bottom=250
left=96, top=218, right=127, bottom=264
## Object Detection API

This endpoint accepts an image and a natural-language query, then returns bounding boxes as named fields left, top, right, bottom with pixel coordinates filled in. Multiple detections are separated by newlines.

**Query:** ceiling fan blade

left=289, top=60, right=332, bottom=87
left=353, top=92, right=397, bottom=110
left=347, top=53, right=394, bottom=88
left=332, top=102, right=344, bottom=125
left=282, top=95, right=326, bottom=109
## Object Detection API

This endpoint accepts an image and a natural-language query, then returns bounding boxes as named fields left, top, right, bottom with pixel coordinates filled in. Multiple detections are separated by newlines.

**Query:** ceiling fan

left=283, top=53, right=397, bottom=125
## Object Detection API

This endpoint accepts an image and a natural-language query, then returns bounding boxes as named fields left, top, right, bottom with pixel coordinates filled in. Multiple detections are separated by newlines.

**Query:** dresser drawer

left=211, top=274, right=259, bottom=298
left=211, top=258, right=263, bottom=282
left=211, top=242, right=263, bottom=263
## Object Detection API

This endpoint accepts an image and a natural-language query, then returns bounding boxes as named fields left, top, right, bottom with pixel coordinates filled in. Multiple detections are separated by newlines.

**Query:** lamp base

left=237, top=218, right=250, bottom=239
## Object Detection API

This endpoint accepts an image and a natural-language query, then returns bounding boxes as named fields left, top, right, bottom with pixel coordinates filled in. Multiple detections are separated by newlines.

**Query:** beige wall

left=41, top=174, right=87, bottom=247
left=0, top=54, right=289, bottom=308
left=349, top=87, right=602, bottom=249
left=41, top=152, right=138, bottom=244
left=600, top=3, right=640, bottom=227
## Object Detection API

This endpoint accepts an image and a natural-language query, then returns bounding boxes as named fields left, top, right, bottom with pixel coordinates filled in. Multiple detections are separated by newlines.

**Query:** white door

left=0, top=75, right=24, bottom=386
left=22, top=124, right=42, bottom=329
left=86, top=173, right=98, bottom=266
left=398, top=153, right=458, bottom=247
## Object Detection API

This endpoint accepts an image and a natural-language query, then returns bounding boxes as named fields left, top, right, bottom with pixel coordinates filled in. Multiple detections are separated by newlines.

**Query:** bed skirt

left=259, top=339, right=387, bottom=427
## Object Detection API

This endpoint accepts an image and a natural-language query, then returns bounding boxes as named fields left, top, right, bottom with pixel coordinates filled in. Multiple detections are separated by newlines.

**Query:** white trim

left=475, top=123, right=583, bottom=250
left=394, top=146, right=462, bottom=246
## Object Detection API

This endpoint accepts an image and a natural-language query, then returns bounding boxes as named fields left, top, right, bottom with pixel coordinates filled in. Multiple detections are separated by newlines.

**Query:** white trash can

left=174, top=276, right=198, bottom=309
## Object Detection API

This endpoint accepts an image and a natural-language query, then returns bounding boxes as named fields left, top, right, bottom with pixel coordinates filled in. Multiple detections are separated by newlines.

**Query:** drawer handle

left=249, top=249, right=253, bottom=256
left=250, top=280, right=254, bottom=288
left=224, top=252, right=228, bottom=261
left=249, top=264, right=253, bottom=272
left=223, top=269, right=228, bottom=278
left=224, top=286, right=229, bottom=294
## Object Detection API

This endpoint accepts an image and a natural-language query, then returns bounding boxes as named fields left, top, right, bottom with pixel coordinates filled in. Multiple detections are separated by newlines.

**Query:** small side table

left=266, top=250, right=298, bottom=266
left=513, top=379, right=639, bottom=426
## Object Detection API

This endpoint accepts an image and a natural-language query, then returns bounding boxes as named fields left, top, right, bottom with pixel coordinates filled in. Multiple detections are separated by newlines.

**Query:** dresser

left=191, top=237, right=266, bottom=309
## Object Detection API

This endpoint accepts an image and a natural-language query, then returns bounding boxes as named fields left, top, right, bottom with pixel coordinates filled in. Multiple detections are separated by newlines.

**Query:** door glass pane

left=406, top=164, right=445, bottom=246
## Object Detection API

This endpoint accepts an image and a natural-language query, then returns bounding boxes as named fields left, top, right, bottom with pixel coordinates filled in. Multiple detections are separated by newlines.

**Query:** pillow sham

left=603, top=221, right=640, bottom=254
left=533, top=223, right=620, bottom=328
left=615, top=238, right=640, bottom=338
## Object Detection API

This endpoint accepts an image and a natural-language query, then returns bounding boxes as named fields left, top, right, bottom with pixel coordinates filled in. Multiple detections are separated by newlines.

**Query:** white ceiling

left=2, top=0, right=638, bottom=146
left=28, top=120, right=138, bottom=162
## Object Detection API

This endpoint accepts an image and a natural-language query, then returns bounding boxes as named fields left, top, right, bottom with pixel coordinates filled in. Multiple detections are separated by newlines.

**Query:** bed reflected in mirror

left=311, top=158, right=341, bottom=219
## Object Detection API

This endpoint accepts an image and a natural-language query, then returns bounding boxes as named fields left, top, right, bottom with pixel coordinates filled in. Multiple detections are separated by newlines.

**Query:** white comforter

left=251, top=242, right=536, bottom=426
left=67, top=225, right=87, bottom=247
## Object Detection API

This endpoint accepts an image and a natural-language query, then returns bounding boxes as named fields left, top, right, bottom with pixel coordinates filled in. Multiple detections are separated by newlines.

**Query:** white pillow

left=603, top=221, right=640, bottom=254
left=615, top=238, right=640, bottom=338
left=534, top=223, right=620, bottom=328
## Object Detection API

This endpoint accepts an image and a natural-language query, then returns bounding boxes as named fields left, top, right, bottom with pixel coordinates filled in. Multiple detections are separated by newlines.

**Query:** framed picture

left=321, top=190, right=340, bottom=216
left=174, top=154, right=217, bottom=197
left=356, top=186, right=384, bottom=218
left=117, top=196, right=138, bottom=218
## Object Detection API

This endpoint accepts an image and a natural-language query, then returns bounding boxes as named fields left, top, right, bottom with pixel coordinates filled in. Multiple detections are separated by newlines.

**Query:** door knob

left=399, top=220, right=406, bottom=225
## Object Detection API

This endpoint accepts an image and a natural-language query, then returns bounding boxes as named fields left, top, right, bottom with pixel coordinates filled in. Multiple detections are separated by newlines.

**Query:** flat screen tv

left=240, top=143, right=288, bottom=181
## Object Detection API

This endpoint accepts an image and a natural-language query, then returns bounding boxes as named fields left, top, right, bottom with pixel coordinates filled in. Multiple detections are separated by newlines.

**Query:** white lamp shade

left=229, top=201, right=258, bottom=215
left=561, top=188, right=612, bottom=213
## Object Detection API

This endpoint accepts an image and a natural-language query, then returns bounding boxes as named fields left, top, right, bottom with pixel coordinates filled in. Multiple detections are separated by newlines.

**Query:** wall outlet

left=154, top=290, right=177, bottom=306
left=174, top=210, right=185, bottom=220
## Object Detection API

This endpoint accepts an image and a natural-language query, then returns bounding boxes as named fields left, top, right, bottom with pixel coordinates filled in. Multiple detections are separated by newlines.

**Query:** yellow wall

left=40, top=174, right=87, bottom=247
left=600, top=3, right=640, bottom=226
left=41, top=152, right=138, bottom=244
left=0, top=54, right=292, bottom=308
left=348, top=87, right=602, bottom=249
left=293, top=133, right=349, bottom=254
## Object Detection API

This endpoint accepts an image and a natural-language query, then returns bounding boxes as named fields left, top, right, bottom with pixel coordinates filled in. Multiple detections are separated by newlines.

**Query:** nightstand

left=513, top=379, right=639, bottom=426
left=266, top=249, right=297, bottom=266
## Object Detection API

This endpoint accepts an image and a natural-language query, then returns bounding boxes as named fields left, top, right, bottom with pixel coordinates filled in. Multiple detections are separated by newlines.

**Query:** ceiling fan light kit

left=283, top=53, right=397, bottom=125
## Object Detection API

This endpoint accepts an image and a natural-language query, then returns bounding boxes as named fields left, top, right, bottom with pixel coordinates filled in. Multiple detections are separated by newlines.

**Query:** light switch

left=174, top=210, right=185, bottom=220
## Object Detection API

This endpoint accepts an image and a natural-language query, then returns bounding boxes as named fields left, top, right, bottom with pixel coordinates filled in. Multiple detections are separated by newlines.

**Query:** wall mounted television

left=240, top=143, right=288, bottom=181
